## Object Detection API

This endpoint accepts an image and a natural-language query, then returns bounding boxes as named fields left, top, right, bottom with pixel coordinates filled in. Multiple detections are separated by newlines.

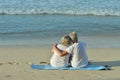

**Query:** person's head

left=69, top=31, right=78, bottom=43
left=60, top=35, right=72, bottom=46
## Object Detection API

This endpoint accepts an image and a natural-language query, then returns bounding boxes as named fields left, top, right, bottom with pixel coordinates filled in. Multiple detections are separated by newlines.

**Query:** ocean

left=0, top=0, right=120, bottom=48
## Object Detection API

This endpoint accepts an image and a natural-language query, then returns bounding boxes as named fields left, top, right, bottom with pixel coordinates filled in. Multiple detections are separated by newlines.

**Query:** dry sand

left=0, top=47, right=120, bottom=80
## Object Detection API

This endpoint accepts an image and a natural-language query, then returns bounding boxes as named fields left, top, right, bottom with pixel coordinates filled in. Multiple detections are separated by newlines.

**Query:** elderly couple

left=50, top=32, right=89, bottom=68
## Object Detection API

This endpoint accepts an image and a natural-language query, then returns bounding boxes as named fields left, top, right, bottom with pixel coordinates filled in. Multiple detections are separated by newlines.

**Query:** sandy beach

left=0, top=0, right=120, bottom=80
left=0, top=47, right=120, bottom=80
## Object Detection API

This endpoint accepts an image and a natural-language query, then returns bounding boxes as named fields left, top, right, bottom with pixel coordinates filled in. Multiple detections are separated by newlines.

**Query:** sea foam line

left=0, top=9, right=120, bottom=16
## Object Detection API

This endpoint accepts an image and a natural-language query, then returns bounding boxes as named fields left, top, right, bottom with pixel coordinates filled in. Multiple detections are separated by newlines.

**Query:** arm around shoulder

left=53, top=44, right=68, bottom=57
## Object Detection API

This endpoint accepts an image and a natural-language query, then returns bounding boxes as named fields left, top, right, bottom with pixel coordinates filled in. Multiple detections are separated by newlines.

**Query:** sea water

left=0, top=0, right=120, bottom=16
left=0, top=0, right=120, bottom=48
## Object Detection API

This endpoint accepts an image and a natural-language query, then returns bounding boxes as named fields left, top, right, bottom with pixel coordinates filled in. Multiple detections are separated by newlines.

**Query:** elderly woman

left=50, top=35, right=72, bottom=68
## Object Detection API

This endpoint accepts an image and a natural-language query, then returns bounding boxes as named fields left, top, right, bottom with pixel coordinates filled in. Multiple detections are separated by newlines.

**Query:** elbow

left=59, top=54, right=64, bottom=57
left=59, top=53, right=67, bottom=57
left=59, top=51, right=68, bottom=57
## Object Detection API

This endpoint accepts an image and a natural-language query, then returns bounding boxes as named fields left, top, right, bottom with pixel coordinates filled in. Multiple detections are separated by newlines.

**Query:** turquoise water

left=0, top=0, right=120, bottom=48
left=0, top=15, right=120, bottom=48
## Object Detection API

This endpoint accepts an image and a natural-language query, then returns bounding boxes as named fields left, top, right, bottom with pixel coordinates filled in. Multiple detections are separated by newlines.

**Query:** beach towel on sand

left=31, top=64, right=110, bottom=70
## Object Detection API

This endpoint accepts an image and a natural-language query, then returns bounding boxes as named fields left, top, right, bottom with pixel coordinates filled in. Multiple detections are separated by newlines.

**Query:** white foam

left=0, top=8, right=120, bottom=16
left=0, top=0, right=120, bottom=16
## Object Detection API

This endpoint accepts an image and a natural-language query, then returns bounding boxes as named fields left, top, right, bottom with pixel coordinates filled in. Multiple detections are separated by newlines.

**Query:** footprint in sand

left=40, top=62, right=50, bottom=65
left=26, top=62, right=32, bottom=65
left=26, top=62, right=50, bottom=65
left=0, top=63, right=4, bottom=66
left=8, top=62, right=19, bottom=65
left=5, top=75, right=12, bottom=78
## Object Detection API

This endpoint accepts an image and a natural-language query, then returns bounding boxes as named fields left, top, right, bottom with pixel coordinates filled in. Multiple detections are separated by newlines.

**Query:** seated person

left=53, top=32, right=88, bottom=68
left=50, top=35, right=72, bottom=68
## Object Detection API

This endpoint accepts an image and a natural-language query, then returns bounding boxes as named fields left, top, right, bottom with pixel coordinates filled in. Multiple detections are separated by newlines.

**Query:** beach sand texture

left=0, top=47, right=120, bottom=80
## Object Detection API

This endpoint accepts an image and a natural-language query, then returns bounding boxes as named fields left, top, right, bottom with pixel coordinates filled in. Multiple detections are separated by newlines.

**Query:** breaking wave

left=0, top=0, right=120, bottom=16
left=0, top=9, right=120, bottom=16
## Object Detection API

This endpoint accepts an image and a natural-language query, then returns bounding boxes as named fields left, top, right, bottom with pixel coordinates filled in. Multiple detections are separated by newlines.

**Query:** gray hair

left=69, top=31, right=78, bottom=42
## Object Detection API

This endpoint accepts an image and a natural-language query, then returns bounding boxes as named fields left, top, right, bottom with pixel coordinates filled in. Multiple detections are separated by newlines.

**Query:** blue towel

left=31, top=64, right=109, bottom=70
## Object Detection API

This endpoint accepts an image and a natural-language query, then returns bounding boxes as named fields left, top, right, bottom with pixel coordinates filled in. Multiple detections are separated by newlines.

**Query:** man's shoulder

left=78, top=41, right=87, bottom=46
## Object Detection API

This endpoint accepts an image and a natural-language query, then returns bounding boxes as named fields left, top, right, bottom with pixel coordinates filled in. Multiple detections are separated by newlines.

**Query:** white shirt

left=50, top=44, right=70, bottom=68
left=66, top=42, right=88, bottom=68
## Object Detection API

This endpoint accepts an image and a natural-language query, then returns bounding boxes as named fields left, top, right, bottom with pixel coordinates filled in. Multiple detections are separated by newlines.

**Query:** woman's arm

left=53, top=44, right=68, bottom=57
